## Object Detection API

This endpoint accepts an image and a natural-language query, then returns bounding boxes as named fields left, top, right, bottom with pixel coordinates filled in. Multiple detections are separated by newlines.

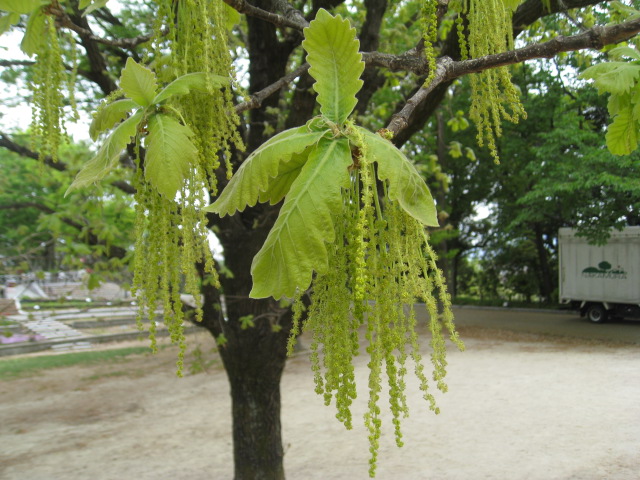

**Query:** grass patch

left=82, top=370, right=134, bottom=381
left=0, top=346, right=151, bottom=380
left=21, top=299, right=131, bottom=310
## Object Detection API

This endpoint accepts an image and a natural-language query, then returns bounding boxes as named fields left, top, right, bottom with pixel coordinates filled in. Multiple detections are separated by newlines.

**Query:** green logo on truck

left=582, top=261, right=627, bottom=279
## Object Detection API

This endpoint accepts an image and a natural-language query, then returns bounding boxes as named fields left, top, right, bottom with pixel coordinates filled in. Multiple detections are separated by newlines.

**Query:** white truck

left=558, top=226, right=640, bottom=323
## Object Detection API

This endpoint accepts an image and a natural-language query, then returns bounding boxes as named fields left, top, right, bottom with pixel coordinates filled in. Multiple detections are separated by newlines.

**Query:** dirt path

left=1, top=317, right=639, bottom=479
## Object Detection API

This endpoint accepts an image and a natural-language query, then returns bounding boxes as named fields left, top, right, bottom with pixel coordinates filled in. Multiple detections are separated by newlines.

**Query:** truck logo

left=582, top=261, right=627, bottom=279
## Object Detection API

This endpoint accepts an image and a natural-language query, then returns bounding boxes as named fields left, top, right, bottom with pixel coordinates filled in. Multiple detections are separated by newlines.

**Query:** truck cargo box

left=559, top=227, right=640, bottom=308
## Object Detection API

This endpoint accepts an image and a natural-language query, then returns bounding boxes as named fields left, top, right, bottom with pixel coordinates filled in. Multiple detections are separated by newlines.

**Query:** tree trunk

left=199, top=285, right=292, bottom=479
left=200, top=207, right=293, bottom=479
left=223, top=317, right=288, bottom=480
left=228, top=377, right=284, bottom=479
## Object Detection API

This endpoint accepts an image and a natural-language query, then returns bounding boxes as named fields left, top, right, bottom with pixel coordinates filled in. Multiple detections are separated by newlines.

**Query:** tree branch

left=51, top=6, right=157, bottom=49
left=231, top=14, right=640, bottom=122
left=0, top=202, right=127, bottom=259
left=223, top=0, right=309, bottom=30
left=0, top=60, right=92, bottom=82
left=386, top=17, right=640, bottom=136
left=235, top=63, right=310, bottom=113
left=0, top=132, right=67, bottom=172
left=0, top=132, right=136, bottom=194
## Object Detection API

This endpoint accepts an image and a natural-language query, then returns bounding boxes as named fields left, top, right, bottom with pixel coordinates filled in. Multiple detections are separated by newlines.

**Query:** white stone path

left=22, top=317, right=92, bottom=352
left=9, top=306, right=155, bottom=353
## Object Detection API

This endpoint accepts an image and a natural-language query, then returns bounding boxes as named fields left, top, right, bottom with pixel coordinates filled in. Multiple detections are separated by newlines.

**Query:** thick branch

left=0, top=132, right=67, bottom=172
left=0, top=132, right=136, bottom=194
left=223, top=0, right=308, bottom=30
left=386, top=17, right=640, bottom=136
left=52, top=7, right=156, bottom=49
left=236, top=14, right=640, bottom=118
left=390, top=0, right=616, bottom=146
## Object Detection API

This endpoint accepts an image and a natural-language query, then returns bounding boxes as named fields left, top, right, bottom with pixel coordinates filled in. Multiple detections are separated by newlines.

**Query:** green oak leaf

left=606, top=108, right=638, bottom=155
left=580, top=61, right=640, bottom=96
left=356, top=127, right=438, bottom=226
left=258, top=149, right=309, bottom=205
left=152, top=72, right=228, bottom=105
left=66, top=111, right=143, bottom=195
left=120, top=57, right=158, bottom=107
left=632, top=83, right=640, bottom=120
left=205, top=127, right=329, bottom=215
left=89, top=99, right=138, bottom=141
left=250, top=138, right=352, bottom=299
left=0, top=0, right=45, bottom=14
left=145, top=114, right=197, bottom=198
left=502, top=0, right=522, bottom=11
left=0, top=12, right=19, bottom=35
left=20, top=6, right=45, bottom=56
left=80, top=0, right=110, bottom=16
left=608, top=46, right=640, bottom=61
left=607, top=91, right=629, bottom=117
left=224, top=3, right=241, bottom=30
left=302, top=9, right=364, bottom=125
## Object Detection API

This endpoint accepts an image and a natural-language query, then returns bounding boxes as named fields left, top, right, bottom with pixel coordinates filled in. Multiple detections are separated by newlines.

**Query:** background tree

left=1, top=0, right=639, bottom=478
left=0, top=135, right=133, bottom=279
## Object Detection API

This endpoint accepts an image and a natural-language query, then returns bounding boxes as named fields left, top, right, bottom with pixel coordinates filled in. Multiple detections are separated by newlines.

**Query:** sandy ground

left=1, top=313, right=640, bottom=480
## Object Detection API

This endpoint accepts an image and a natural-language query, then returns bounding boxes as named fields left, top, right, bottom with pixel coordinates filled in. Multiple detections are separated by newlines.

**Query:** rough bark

left=197, top=4, right=304, bottom=477
left=199, top=207, right=293, bottom=479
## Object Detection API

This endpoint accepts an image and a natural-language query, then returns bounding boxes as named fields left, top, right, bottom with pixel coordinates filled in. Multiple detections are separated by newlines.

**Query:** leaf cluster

left=206, top=9, right=438, bottom=300
left=66, top=58, right=228, bottom=199
left=581, top=45, right=640, bottom=155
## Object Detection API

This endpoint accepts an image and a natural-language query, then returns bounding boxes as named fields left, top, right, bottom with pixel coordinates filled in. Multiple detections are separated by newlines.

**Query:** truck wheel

left=586, top=304, right=608, bottom=323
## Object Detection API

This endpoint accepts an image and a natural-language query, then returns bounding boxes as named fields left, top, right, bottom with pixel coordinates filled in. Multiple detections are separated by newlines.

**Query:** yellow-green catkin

left=420, top=0, right=439, bottom=86
left=289, top=141, right=465, bottom=477
left=158, top=0, right=244, bottom=185
left=128, top=0, right=247, bottom=373
left=456, top=0, right=526, bottom=162
left=30, top=14, right=77, bottom=162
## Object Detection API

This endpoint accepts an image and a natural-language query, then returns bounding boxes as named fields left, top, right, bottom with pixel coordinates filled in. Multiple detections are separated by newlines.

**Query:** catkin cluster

left=130, top=0, right=244, bottom=372
left=30, top=15, right=78, bottom=162
left=290, top=141, right=464, bottom=477
left=455, top=0, right=526, bottom=162
left=421, top=0, right=439, bottom=86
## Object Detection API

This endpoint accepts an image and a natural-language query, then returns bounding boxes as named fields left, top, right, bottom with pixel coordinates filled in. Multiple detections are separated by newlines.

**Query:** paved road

left=449, top=306, right=640, bottom=345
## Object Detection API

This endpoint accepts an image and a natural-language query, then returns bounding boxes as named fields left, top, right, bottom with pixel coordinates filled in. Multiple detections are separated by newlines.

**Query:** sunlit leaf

left=66, top=111, right=143, bottom=195
left=224, top=3, right=241, bottom=30
left=20, top=6, right=45, bottom=56
left=357, top=127, right=438, bottom=226
left=145, top=114, right=197, bottom=198
left=606, top=108, right=638, bottom=155
left=250, top=138, right=352, bottom=299
left=205, top=127, right=329, bottom=215
left=89, top=99, right=138, bottom=141
left=608, top=45, right=640, bottom=61
left=0, top=12, right=19, bottom=35
left=580, top=61, right=640, bottom=95
left=81, top=0, right=110, bottom=16
left=120, top=57, right=158, bottom=107
left=153, top=72, right=228, bottom=104
left=258, top=149, right=309, bottom=205
left=302, top=9, right=364, bottom=125
left=0, top=0, right=45, bottom=14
